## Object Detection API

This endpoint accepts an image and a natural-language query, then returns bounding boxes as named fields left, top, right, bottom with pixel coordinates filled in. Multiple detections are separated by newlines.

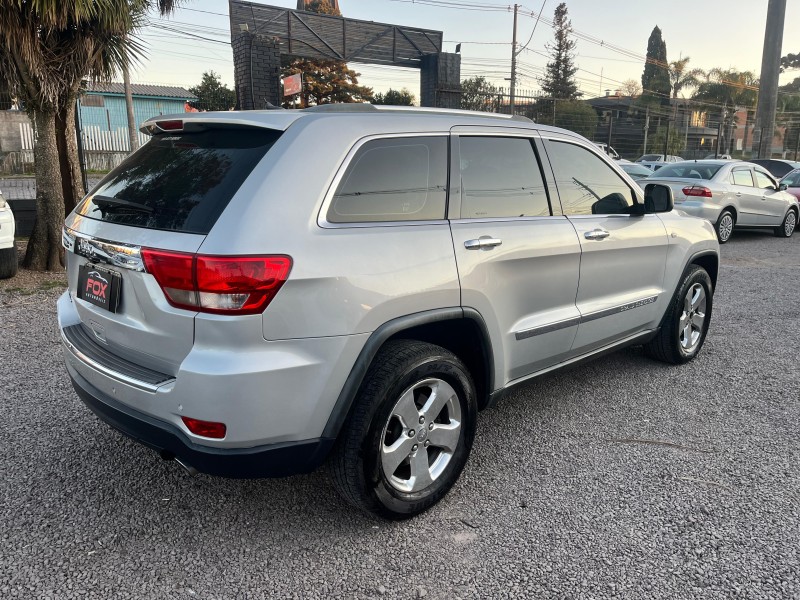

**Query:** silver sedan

left=646, top=160, right=799, bottom=243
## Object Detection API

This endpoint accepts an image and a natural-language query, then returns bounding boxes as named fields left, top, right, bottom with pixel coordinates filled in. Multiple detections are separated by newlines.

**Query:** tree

left=693, top=69, right=759, bottom=155
left=0, top=0, right=178, bottom=271
left=646, top=125, right=685, bottom=156
left=460, top=76, right=500, bottom=112
left=641, top=26, right=670, bottom=103
left=553, top=100, right=598, bottom=138
left=372, top=88, right=415, bottom=106
left=781, top=52, right=800, bottom=72
left=539, top=3, right=581, bottom=100
left=669, top=57, right=702, bottom=98
left=620, top=79, right=642, bottom=97
left=189, top=71, right=237, bottom=111
left=280, top=1, right=372, bottom=107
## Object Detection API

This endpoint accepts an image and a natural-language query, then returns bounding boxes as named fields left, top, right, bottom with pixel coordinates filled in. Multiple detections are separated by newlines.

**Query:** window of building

left=544, top=140, right=635, bottom=215
left=459, top=137, right=550, bottom=219
left=81, top=95, right=105, bottom=107
left=327, top=137, right=447, bottom=223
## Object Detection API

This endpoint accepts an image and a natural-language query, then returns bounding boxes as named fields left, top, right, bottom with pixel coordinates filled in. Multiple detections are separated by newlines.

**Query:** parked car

left=780, top=168, right=800, bottom=202
left=704, top=154, right=732, bottom=160
left=646, top=160, right=799, bottom=243
left=619, top=162, right=655, bottom=180
left=58, top=106, right=720, bottom=519
left=0, top=190, right=18, bottom=279
left=594, top=142, right=620, bottom=160
left=746, top=158, right=800, bottom=179
left=636, top=154, right=684, bottom=163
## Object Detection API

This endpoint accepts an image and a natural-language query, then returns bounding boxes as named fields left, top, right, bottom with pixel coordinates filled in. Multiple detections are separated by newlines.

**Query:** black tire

left=715, top=209, right=735, bottom=244
left=773, top=209, right=797, bottom=238
left=0, top=246, right=18, bottom=279
left=644, top=265, right=713, bottom=365
left=329, top=340, right=477, bottom=520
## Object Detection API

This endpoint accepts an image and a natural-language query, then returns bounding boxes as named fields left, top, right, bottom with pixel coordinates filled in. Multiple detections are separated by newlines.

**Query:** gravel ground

left=1, top=231, right=799, bottom=599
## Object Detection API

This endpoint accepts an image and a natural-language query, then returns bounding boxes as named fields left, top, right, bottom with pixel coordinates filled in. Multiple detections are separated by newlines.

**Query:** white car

left=0, top=190, right=18, bottom=278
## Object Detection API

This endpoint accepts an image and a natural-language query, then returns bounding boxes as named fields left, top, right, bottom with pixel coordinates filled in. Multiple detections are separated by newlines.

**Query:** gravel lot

left=1, top=232, right=799, bottom=599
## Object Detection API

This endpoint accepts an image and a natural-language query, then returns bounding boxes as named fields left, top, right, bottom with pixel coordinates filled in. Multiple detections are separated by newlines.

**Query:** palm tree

left=693, top=69, right=759, bottom=155
left=669, top=57, right=703, bottom=99
left=0, top=1, right=179, bottom=271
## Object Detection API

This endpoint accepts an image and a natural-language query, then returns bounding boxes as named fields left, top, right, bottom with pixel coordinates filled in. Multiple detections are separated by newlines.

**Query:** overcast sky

left=136, top=0, right=800, bottom=99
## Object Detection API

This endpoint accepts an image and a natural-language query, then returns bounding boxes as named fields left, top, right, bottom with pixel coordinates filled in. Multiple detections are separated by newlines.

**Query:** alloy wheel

left=679, top=283, right=707, bottom=352
left=380, top=378, right=462, bottom=493
left=718, top=214, right=734, bottom=242
left=785, top=212, right=797, bottom=237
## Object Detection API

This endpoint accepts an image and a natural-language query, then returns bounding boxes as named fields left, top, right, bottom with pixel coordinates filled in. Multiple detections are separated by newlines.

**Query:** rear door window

left=327, top=136, right=447, bottom=223
left=459, top=136, right=551, bottom=218
left=77, top=128, right=281, bottom=234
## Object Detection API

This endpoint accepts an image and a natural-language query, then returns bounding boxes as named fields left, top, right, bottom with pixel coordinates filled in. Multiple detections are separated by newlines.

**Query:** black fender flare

left=320, top=307, right=495, bottom=441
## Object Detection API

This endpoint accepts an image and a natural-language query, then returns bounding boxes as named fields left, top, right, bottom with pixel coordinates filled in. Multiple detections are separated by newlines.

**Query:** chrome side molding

left=62, top=227, right=145, bottom=272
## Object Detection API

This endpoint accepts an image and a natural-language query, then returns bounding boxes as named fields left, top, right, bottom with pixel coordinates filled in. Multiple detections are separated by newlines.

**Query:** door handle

left=464, top=237, right=503, bottom=250
left=584, top=228, right=610, bottom=240
left=735, top=192, right=742, bottom=197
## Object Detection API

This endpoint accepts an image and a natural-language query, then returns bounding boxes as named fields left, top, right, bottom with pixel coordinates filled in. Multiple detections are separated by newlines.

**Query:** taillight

left=141, top=249, right=292, bottom=315
left=682, top=186, right=713, bottom=198
left=181, top=416, right=226, bottom=439
left=156, top=119, right=183, bottom=131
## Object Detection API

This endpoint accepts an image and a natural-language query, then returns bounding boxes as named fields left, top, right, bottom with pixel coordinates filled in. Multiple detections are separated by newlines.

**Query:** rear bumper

left=67, top=363, right=334, bottom=478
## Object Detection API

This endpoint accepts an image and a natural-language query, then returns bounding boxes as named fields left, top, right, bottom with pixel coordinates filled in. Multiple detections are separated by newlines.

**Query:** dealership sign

left=283, top=74, right=302, bottom=97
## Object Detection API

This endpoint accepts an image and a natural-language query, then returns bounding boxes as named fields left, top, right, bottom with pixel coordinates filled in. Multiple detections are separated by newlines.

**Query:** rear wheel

left=645, top=265, right=713, bottom=365
left=774, top=209, right=797, bottom=238
left=330, top=340, right=477, bottom=520
left=0, top=246, right=18, bottom=279
left=715, top=209, right=735, bottom=244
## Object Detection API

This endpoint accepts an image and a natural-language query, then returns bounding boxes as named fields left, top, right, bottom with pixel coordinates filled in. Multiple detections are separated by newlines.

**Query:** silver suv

left=58, top=106, right=719, bottom=519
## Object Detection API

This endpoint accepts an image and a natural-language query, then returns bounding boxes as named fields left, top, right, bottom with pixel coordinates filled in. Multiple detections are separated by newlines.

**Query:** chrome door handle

left=584, top=228, right=610, bottom=240
left=464, top=237, right=503, bottom=250
left=735, top=192, right=742, bottom=197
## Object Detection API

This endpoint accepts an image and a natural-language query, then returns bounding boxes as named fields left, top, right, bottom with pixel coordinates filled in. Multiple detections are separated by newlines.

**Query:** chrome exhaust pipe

left=160, top=450, right=198, bottom=476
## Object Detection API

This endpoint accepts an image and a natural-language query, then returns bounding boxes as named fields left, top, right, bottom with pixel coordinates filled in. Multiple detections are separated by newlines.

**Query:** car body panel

left=0, top=196, right=14, bottom=250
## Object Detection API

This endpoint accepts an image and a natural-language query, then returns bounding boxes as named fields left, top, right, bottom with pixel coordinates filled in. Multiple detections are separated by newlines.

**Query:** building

left=78, top=82, right=196, bottom=135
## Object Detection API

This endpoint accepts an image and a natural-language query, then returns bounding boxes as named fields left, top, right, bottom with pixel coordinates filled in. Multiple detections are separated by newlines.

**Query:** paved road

left=1, top=231, right=799, bottom=599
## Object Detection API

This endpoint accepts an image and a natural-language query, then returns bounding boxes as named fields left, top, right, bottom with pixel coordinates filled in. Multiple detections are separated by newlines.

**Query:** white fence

left=19, top=122, right=149, bottom=153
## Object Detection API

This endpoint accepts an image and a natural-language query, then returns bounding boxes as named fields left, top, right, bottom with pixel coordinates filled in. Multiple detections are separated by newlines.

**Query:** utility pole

left=643, top=107, right=650, bottom=154
left=509, top=4, right=519, bottom=114
left=753, top=0, right=787, bottom=159
left=795, top=123, right=799, bottom=161
left=122, top=49, right=139, bottom=154
left=664, top=118, right=671, bottom=159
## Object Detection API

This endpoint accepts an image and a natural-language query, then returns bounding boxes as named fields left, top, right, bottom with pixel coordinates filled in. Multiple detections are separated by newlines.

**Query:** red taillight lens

left=181, top=416, right=226, bottom=439
left=156, top=119, right=183, bottom=131
left=141, top=249, right=292, bottom=315
left=682, top=186, right=713, bottom=198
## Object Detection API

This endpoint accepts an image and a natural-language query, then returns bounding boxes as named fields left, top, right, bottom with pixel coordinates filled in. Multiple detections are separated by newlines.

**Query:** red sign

left=283, top=74, right=302, bottom=97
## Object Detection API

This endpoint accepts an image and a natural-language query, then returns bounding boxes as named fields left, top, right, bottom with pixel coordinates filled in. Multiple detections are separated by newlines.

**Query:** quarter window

left=459, top=137, right=550, bottom=218
left=544, top=140, right=635, bottom=215
left=731, top=169, right=754, bottom=187
left=327, top=137, right=447, bottom=223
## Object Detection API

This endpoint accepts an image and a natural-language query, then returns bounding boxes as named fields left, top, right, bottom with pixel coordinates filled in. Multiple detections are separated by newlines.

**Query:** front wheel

left=0, top=246, right=18, bottom=279
left=774, top=209, right=797, bottom=238
left=644, top=265, right=713, bottom=365
left=329, top=340, right=477, bottom=520
left=715, top=209, right=735, bottom=244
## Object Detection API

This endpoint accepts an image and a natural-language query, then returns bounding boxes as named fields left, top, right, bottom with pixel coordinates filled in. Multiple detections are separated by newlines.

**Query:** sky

left=135, top=0, right=800, bottom=99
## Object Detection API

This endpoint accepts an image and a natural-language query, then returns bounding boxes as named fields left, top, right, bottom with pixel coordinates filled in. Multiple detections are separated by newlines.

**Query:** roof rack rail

left=302, top=103, right=533, bottom=122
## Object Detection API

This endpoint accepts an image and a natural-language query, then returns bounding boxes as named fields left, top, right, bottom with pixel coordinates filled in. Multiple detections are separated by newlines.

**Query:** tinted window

left=328, top=137, right=447, bottom=223
left=653, top=163, right=723, bottom=180
left=459, top=137, right=550, bottom=218
left=782, top=170, right=800, bottom=187
left=754, top=170, right=776, bottom=189
left=621, top=163, right=653, bottom=180
left=77, top=129, right=280, bottom=234
left=732, top=169, right=754, bottom=187
left=544, top=140, right=634, bottom=215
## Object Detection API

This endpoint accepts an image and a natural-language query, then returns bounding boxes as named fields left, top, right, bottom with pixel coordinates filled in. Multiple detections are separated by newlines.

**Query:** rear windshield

left=76, top=128, right=281, bottom=234
left=638, top=154, right=662, bottom=161
left=652, top=163, right=722, bottom=180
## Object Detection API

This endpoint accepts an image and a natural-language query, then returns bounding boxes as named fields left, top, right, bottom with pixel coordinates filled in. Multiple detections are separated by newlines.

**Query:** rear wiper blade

left=92, top=195, right=154, bottom=214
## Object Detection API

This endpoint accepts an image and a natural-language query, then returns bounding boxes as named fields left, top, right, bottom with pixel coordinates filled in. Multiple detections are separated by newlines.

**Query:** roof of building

left=85, top=82, right=197, bottom=100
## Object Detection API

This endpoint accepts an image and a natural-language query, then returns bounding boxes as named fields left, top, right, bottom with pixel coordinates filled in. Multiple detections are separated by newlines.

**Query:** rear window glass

left=76, top=128, right=280, bottom=234
left=653, top=163, right=722, bottom=180
left=327, top=136, right=447, bottom=223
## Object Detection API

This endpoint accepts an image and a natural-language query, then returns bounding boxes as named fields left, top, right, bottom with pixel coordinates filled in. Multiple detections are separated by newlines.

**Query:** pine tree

left=281, top=0, right=372, bottom=107
left=539, top=3, right=581, bottom=100
left=641, top=26, right=670, bottom=103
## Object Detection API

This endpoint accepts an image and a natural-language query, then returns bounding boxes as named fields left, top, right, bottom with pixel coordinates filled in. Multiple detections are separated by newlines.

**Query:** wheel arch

left=321, top=308, right=496, bottom=442
left=689, top=250, right=719, bottom=290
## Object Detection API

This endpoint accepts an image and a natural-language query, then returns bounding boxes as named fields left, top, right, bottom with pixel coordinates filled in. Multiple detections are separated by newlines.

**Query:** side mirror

left=644, top=183, right=674, bottom=213
left=779, top=183, right=789, bottom=191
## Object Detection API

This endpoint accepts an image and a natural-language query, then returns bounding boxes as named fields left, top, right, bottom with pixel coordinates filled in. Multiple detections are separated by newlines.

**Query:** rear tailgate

left=63, top=123, right=283, bottom=376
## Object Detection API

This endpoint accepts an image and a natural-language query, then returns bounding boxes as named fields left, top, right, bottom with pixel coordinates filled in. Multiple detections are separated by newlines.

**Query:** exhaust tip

left=159, top=449, right=198, bottom=477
